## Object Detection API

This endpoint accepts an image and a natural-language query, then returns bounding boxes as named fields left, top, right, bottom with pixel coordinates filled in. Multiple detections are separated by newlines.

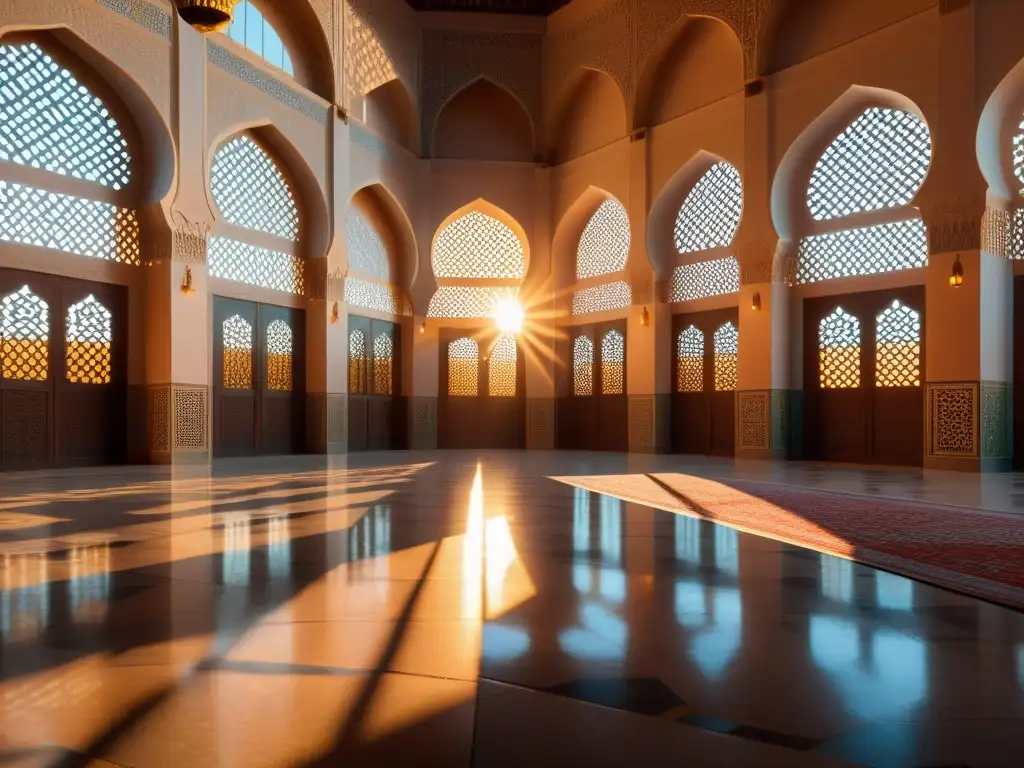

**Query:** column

left=524, top=164, right=557, bottom=449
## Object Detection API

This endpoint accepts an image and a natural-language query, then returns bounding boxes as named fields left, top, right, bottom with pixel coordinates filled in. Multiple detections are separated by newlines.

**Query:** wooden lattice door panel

left=213, top=297, right=258, bottom=457
left=596, top=320, right=628, bottom=452
left=348, top=316, right=402, bottom=452
left=259, top=304, right=304, bottom=456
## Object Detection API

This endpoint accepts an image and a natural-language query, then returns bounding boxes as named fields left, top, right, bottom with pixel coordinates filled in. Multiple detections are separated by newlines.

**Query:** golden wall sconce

left=180, top=265, right=196, bottom=294
left=419, top=320, right=426, bottom=335
left=949, top=254, right=964, bottom=288
left=751, top=291, right=762, bottom=311
left=639, top=306, right=650, bottom=327
left=330, top=301, right=339, bottom=324
left=172, top=0, right=240, bottom=33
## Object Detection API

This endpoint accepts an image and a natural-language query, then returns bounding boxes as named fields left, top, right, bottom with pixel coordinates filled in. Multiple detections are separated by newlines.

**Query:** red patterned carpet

left=553, top=472, right=1024, bottom=609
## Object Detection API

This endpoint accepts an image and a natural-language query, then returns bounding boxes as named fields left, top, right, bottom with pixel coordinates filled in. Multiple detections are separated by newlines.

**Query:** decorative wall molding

left=171, top=215, right=211, bottom=264
left=410, top=396, right=437, bottom=449
left=924, top=200, right=984, bottom=255
left=172, top=385, right=208, bottom=452
left=350, top=120, right=393, bottom=160
left=527, top=398, right=556, bottom=449
left=147, top=385, right=170, bottom=453
left=636, top=1, right=745, bottom=89
left=97, top=0, right=172, bottom=39
left=628, top=395, right=655, bottom=451
left=981, top=381, right=1011, bottom=459
left=305, top=258, right=328, bottom=300
left=327, top=268, right=346, bottom=303
left=982, top=207, right=1011, bottom=259
left=548, top=0, right=632, bottom=111
left=327, top=393, right=347, bottom=446
left=738, top=389, right=769, bottom=450
left=927, top=382, right=978, bottom=458
left=737, top=236, right=777, bottom=285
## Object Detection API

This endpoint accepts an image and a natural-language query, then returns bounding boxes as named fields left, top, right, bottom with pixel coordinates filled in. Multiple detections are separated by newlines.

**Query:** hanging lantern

left=173, top=0, right=240, bottom=33
left=949, top=254, right=964, bottom=288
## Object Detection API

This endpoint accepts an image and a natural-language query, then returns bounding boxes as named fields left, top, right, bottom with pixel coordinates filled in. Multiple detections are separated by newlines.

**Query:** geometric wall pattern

left=1, top=285, right=48, bottom=382
left=809, top=107, right=931, bottom=221
left=345, top=207, right=391, bottom=281
left=669, top=257, right=740, bottom=302
left=577, top=198, right=629, bottom=280
left=676, top=326, right=703, bottom=393
left=601, top=329, right=624, bottom=395
left=448, top=337, right=478, bottom=396
left=573, top=334, right=593, bottom=396
left=266, top=319, right=293, bottom=392
left=223, top=314, right=254, bottom=390
left=571, top=280, right=631, bottom=316
left=345, top=277, right=406, bottom=316
left=875, top=300, right=921, bottom=388
left=210, top=136, right=298, bottom=241
left=433, top=210, right=525, bottom=279
left=1015, top=116, right=1024, bottom=195
left=227, top=2, right=295, bottom=76
left=208, top=237, right=304, bottom=295
left=796, top=218, right=928, bottom=285
left=818, top=307, right=861, bottom=389
left=674, top=162, right=742, bottom=254
left=349, top=328, right=367, bottom=394
left=488, top=333, right=517, bottom=397
left=928, top=383, right=976, bottom=457
left=713, top=322, right=738, bottom=392
left=427, top=285, right=516, bottom=319
left=65, top=295, right=112, bottom=385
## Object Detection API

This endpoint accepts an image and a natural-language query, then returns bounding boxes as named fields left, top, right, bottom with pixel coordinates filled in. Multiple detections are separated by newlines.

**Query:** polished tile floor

left=1, top=451, right=1023, bottom=767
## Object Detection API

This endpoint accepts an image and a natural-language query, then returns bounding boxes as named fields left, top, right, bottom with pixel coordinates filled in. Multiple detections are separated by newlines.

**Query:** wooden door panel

left=218, top=392, right=257, bottom=457
left=873, top=388, right=923, bottom=466
left=672, top=394, right=710, bottom=454
left=349, top=395, right=369, bottom=452
left=213, top=297, right=258, bottom=458
left=710, top=392, right=735, bottom=457
left=1, top=389, right=49, bottom=469
left=368, top=396, right=393, bottom=450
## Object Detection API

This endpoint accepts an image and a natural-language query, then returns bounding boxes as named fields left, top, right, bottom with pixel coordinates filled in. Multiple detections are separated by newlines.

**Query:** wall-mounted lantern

left=172, top=0, right=239, bottom=33
left=180, top=265, right=196, bottom=294
left=950, top=254, right=964, bottom=288
left=330, top=301, right=339, bottom=324
left=639, top=306, right=650, bottom=327
left=751, top=291, right=762, bottom=311
left=419, top=320, right=426, bottom=335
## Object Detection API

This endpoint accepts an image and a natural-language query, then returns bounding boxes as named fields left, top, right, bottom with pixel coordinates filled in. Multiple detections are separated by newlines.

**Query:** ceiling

left=405, top=0, right=571, bottom=14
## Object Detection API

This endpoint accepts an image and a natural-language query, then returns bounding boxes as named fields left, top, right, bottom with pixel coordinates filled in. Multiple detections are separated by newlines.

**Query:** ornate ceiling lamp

left=173, top=0, right=240, bottom=33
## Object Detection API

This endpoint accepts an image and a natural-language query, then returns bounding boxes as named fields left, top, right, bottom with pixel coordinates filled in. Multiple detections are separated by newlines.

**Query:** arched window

left=66, top=296, right=112, bottom=385
left=601, top=330, right=625, bottom=395
left=676, top=326, right=704, bottom=393
left=373, top=331, right=393, bottom=395
left=797, top=108, right=930, bottom=284
left=448, top=337, right=479, bottom=396
left=0, top=42, right=140, bottom=265
left=875, top=300, right=921, bottom=388
left=713, top=322, right=738, bottom=392
left=429, top=210, right=524, bottom=319
left=223, top=315, right=253, bottom=390
left=488, top=334, right=517, bottom=397
left=1, top=286, right=48, bottom=382
left=573, top=335, right=593, bottom=396
left=819, top=308, right=860, bottom=389
left=227, top=1, right=294, bottom=76
left=266, top=319, right=293, bottom=391
left=349, top=328, right=367, bottom=394
left=669, top=162, right=741, bottom=303
left=1009, top=118, right=1024, bottom=259
left=344, top=206, right=408, bottom=316
left=209, top=135, right=303, bottom=295
left=572, top=198, right=632, bottom=316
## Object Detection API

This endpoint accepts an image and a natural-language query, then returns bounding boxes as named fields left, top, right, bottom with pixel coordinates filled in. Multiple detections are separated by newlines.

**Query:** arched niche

left=363, top=79, right=420, bottom=155
left=634, top=16, right=743, bottom=130
left=347, top=182, right=419, bottom=292
left=548, top=68, right=628, bottom=166
left=978, top=54, right=1024, bottom=205
left=433, top=78, right=534, bottom=163
left=552, top=187, right=628, bottom=288
left=247, top=0, right=335, bottom=101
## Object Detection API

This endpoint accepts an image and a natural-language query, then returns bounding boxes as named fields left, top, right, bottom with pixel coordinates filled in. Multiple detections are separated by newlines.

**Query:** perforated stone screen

left=876, top=300, right=921, bottom=388
left=0, top=181, right=140, bottom=265
left=0, top=43, right=131, bottom=190
left=373, top=332, right=393, bottom=396
left=669, top=257, right=740, bottom=302
left=208, top=237, right=303, bottom=295
left=809, top=107, right=931, bottom=221
left=66, top=296, right=111, bottom=385
left=1, top=286, right=48, bottom=382
left=349, top=329, right=367, bottom=394
left=211, top=136, right=298, bottom=241
left=488, top=334, right=517, bottom=397
left=266, top=319, right=293, bottom=392
left=448, top=337, right=478, bottom=396
left=571, top=281, right=631, bottom=316
left=577, top=198, right=630, bottom=280
left=572, top=335, right=593, bottom=396
left=674, top=163, right=742, bottom=255
left=796, top=218, right=927, bottom=285
left=223, top=314, right=253, bottom=390
left=345, top=208, right=390, bottom=281
left=676, top=326, right=703, bottom=393
left=713, top=322, right=738, bottom=392
left=819, top=308, right=861, bottom=389
left=432, top=211, right=524, bottom=279
left=427, top=286, right=516, bottom=319
left=1014, top=118, right=1024, bottom=194
left=601, top=330, right=624, bottom=396
left=1013, top=208, right=1024, bottom=260
left=345, top=277, right=406, bottom=316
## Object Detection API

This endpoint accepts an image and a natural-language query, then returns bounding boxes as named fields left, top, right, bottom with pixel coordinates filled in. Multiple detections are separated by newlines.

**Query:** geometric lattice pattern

left=875, top=300, right=921, bottom=388
left=0, top=181, right=141, bottom=265
left=1014, top=208, right=1024, bottom=261
left=208, top=237, right=304, bottom=295
left=266, top=319, right=293, bottom=392
left=713, top=322, right=738, bottom=392
left=573, top=335, right=593, bottom=396
left=577, top=198, right=630, bottom=279
left=571, top=281, right=631, bottom=316
left=344, top=277, right=406, bottom=316
left=931, top=385, right=976, bottom=456
left=349, top=329, right=367, bottom=395
left=427, top=286, right=516, bottom=319
left=227, top=2, right=294, bottom=75
left=1, top=286, right=48, bottom=382
left=488, top=334, right=517, bottom=397
left=210, top=136, right=298, bottom=240
left=674, top=162, right=743, bottom=254
left=0, top=43, right=131, bottom=190
left=373, top=331, right=393, bottom=396
left=432, top=211, right=525, bottom=279
left=65, top=295, right=112, bottom=385
left=796, top=218, right=927, bottom=285
left=809, top=108, right=931, bottom=221
left=819, top=307, right=861, bottom=389
left=1015, top=117, right=1024, bottom=195
left=676, top=326, right=704, bottom=393
left=345, top=208, right=391, bottom=281
left=448, top=337, right=478, bottom=397
left=223, top=314, right=253, bottom=390
left=669, top=257, right=740, bottom=302
left=601, top=329, right=625, bottom=396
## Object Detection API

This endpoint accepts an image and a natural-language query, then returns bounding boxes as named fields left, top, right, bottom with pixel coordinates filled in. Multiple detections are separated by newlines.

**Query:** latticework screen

left=210, top=136, right=298, bottom=241
left=713, top=322, right=738, bottom=392
left=669, top=257, right=740, bottom=302
left=809, top=108, right=931, bottom=221
left=0, top=43, right=131, bottom=190
left=601, top=330, right=625, bottom=395
left=266, top=319, right=293, bottom=392
left=0, top=181, right=140, bottom=265
left=223, top=314, right=253, bottom=390
left=1012, top=208, right=1024, bottom=260
left=1, top=286, right=48, bottom=382
left=571, top=281, right=631, bottom=316
left=427, top=286, right=516, bottom=319
left=819, top=308, right=861, bottom=389
left=1014, top=118, right=1024, bottom=194
left=66, top=296, right=111, bottom=385
left=344, top=277, right=405, bottom=316
left=796, top=218, right=927, bottom=285
left=448, top=337, right=478, bottom=396
left=577, top=198, right=630, bottom=280
left=208, top=237, right=303, bottom=295
left=345, top=208, right=390, bottom=281
left=488, top=334, right=517, bottom=397
left=432, top=211, right=524, bottom=279
left=227, top=1, right=295, bottom=75
left=573, top=335, right=593, bottom=396
left=676, top=326, right=704, bottom=393
left=349, top=329, right=367, bottom=394
left=674, top=163, right=743, bottom=254
left=875, top=300, right=921, bottom=388
left=373, top=332, right=393, bottom=396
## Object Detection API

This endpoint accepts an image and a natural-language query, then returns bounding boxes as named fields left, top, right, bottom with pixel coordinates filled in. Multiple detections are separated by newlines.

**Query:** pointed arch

left=977, top=53, right=1024, bottom=205
left=364, top=79, right=420, bottom=155
left=548, top=67, right=628, bottom=165
left=552, top=187, right=631, bottom=286
left=433, top=76, right=535, bottom=162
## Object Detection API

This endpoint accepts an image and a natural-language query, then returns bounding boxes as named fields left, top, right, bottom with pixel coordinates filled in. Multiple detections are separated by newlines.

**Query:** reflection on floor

left=1, top=451, right=1023, bottom=767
